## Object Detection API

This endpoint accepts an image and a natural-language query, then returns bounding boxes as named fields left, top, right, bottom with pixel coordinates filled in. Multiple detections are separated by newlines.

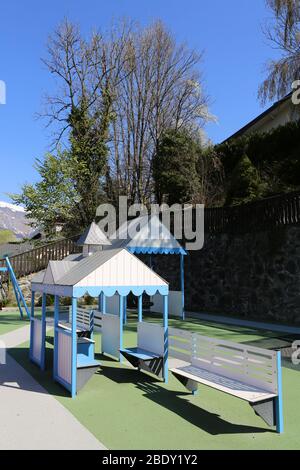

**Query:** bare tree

left=109, top=20, right=213, bottom=205
left=39, top=20, right=134, bottom=229
left=259, top=0, right=300, bottom=102
left=42, top=19, right=131, bottom=147
left=39, top=19, right=214, bottom=214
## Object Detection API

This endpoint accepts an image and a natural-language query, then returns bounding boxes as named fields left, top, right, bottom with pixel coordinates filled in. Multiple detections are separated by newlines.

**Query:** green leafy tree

left=11, top=151, right=80, bottom=236
left=153, top=129, right=201, bottom=205
left=226, top=155, right=266, bottom=206
left=68, top=98, right=111, bottom=227
left=216, top=120, right=300, bottom=198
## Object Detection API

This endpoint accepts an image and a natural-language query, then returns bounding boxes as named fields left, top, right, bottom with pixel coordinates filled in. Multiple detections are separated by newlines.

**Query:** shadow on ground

left=7, top=347, right=68, bottom=398
left=98, top=363, right=271, bottom=436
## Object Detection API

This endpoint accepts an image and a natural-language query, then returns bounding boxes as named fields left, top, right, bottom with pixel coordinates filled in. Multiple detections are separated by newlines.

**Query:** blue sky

left=0, top=0, right=279, bottom=202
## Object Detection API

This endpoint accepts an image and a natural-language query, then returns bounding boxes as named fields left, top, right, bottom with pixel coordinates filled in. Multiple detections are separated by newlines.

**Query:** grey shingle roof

left=77, top=222, right=111, bottom=246
left=48, top=260, right=77, bottom=283
left=31, top=269, right=46, bottom=284
left=57, top=248, right=123, bottom=286
left=107, top=215, right=184, bottom=252
left=63, top=253, right=84, bottom=262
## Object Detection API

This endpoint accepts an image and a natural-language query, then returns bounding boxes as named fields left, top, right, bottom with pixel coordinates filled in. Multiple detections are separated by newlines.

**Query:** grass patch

left=0, top=310, right=29, bottom=335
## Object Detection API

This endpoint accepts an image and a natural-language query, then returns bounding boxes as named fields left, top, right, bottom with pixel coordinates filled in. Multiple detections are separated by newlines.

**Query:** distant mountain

left=0, top=201, right=34, bottom=239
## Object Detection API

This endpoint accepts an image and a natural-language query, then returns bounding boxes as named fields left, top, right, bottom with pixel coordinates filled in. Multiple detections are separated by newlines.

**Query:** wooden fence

left=203, top=191, right=300, bottom=234
left=0, top=236, right=81, bottom=278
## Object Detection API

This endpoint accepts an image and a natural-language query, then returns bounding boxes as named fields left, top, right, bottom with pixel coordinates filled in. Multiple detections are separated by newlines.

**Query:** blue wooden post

left=276, top=351, right=284, bottom=433
left=53, top=295, right=59, bottom=380
left=71, top=297, right=77, bottom=398
left=5, top=256, right=29, bottom=318
left=123, top=295, right=127, bottom=325
left=119, top=295, right=124, bottom=362
left=163, top=294, right=169, bottom=383
left=180, top=254, right=185, bottom=320
left=29, top=290, right=35, bottom=361
left=138, top=295, right=143, bottom=322
left=100, top=293, right=106, bottom=354
left=41, top=293, right=47, bottom=371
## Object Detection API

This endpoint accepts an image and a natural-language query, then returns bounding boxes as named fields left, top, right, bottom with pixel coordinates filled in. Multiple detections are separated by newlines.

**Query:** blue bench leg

left=275, top=351, right=284, bottom=434
left=275, top=395, right=284, bottom=434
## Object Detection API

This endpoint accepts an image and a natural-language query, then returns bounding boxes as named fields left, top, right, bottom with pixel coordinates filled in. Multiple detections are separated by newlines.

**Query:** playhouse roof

left=31, top=269, right=46, bottom=284
left=107, top=215, right=186, bottom=255
left=31, top=248, right=168, bottom=298
left=77, top=222, right=111, bottom=246
left=43, top=260, right=77, bottom=284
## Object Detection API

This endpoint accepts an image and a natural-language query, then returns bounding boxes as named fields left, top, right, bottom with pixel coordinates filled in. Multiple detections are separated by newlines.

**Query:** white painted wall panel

left=105, top=295, right=119, bottom=315
left=32, top=318, right=42, bottom=364
left=102, top=313, right=120, bottom=358
left=138, top=322, right=164, bottom=356
left=151, top=291, right=182, bottom=317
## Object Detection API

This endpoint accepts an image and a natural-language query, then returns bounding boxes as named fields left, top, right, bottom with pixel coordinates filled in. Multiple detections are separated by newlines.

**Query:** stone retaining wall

left=147, top=226, right=300, bottom=325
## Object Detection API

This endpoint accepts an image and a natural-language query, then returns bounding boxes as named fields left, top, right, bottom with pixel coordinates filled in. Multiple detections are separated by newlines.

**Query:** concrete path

left=0, top=325, right=106, bottom=450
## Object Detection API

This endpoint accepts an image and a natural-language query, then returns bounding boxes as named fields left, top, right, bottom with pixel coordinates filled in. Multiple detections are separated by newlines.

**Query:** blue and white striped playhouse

left=30, top=247, right=169, bottom=397
left=106, top=215, right=187, bottom=319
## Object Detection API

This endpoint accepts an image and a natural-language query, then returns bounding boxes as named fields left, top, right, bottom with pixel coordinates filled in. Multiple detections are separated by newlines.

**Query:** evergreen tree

left=153, top=129, right=201, bottom=205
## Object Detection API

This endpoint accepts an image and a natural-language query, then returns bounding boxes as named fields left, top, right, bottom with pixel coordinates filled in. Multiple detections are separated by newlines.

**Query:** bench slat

left=170, top=365, right=276, bottom=403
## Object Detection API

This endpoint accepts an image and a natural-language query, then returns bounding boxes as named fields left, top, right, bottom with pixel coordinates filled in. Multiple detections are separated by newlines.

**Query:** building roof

left=107, top=215, right=186, bottom=255
left=222, top=93, right=293, bottom=143
left=77, top=222, right=111, bottom=246
left=58, top=248, right=124, bottom=286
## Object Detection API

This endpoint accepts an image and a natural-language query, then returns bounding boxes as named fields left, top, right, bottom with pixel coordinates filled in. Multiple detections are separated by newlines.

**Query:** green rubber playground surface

left=0, top=310, right=29, bottom=335
left=9, top=312, right=300, bottom=450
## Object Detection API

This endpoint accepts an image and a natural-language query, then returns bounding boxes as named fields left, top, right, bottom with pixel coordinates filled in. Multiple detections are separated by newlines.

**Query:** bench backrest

left=138, top=322, right=165, bottom=356
left=68, top=307, right=96, bottom=332
left=169, top=327, right=193, bottom=363
left=192, top=334, right=278, bottom=394
left=93, top=310, right=102, bottom=331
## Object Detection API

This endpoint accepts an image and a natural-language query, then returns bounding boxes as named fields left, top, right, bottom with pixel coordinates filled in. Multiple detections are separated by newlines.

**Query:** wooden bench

left=169, top=328, right=284, bottom=433
left=120, top=322, right=165, bottom=380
